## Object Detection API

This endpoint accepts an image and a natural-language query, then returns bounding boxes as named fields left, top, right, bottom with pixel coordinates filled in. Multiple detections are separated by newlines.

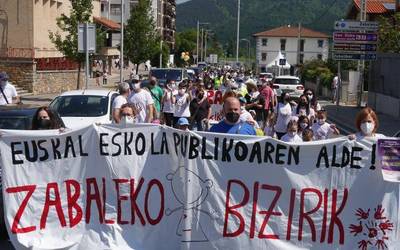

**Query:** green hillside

left=176, top=0, right=350, bottom=42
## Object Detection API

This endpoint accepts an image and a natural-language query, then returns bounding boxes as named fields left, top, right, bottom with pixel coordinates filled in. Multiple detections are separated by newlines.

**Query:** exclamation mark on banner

left=370, top=144, right=376, bottom=170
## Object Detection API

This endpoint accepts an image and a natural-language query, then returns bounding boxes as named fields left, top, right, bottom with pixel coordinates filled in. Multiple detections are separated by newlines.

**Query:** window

left=317, top=54, right=323, bottom=60
left=262, top=38, right=268, bottom=46
left=300, top=39, right=305, bottom=52
left=110, top=4, right=121, bottom=15
left=261, top=53, right=267, bottom=61
left=101, top=3, right=104, bottom=12
left=280, top=39, right=286, bottom=51
left=299, top=54, right=304, bottom=64
left=318, top=40, right=324, bottom=48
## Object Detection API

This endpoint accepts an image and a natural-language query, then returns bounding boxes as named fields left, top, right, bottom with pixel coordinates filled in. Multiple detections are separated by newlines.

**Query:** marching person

left=147, top=77, right=164, bottom=122
left=281, top=120, right=303, bottom=143
left=311, top=110, right=340, bottom=140
left=112, top=82, right=130, bottom=124
left=189, top=89, right=211, bottom=131
left=161, top=80, right=177, bottom=127
left=0, top=72, right=20, bottom=105
left=128, top=81, right=154, bottom=123
left=274, top=93, right=293, bottom=139
left=349, top=107, right=385, bottom=140
left=31, top=106, right=64, bottom=130
left=209, top=97, right=256, bottom=135
left=332, top=75, right=339, bottom=103
left=118, top=103, right=136, bottom=126
left=173, top=82, right=192, bottom=127
left=304, top=88, right=321, bottom=111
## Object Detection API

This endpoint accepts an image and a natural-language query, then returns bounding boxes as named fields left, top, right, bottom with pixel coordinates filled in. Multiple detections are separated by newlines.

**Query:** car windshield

left=50, top=95, right=109, bottom=117
left=0, top=117, right=31, bottom=129
left=151, top=69, right=182, bottom=81
left=274, top=78, right=300, bottom=85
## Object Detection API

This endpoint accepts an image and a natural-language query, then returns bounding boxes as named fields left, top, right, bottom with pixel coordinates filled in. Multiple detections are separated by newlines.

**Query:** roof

left=93, top=17, right=121, bottom=30
left=253, top=26, right=329, bottom=38
left=58, top=89, right=117, bottom=97
left=353, top=0, right=395, bottom=14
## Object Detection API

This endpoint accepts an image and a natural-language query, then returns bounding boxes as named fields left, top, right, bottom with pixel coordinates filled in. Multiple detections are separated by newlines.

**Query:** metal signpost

left=78, top=23, right=96, bottom=89
left=333, top=20, right=378, bottom=106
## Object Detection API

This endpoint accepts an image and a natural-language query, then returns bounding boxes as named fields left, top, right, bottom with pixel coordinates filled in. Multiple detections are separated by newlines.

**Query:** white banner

left=1, top=125, right=399, bottom=250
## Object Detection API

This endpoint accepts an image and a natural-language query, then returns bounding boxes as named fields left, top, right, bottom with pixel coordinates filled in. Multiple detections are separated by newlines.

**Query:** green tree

left=49, top=0, right=93, bottom=89
left=299, top=59, right=334, bottom=88
left=174, top=29, right=196, bottom=66
left=378, top=13, right=400, bottom=53
left=125, top=0, right=161, bottom=72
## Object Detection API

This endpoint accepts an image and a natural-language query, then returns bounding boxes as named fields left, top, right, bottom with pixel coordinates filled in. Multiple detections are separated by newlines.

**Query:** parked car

left=0, top=104, right=64, bottom=239
left=272, top=75, right=304, bottom=99
left=259, top=73, right=274, bottom=82
left=149, top=68, right=188, bottom=86
left=49, top=89, right=118, bottom=129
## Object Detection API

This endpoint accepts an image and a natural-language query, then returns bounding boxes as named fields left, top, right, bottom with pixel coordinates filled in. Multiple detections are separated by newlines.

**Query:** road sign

left=333, top=43, right=377, bottom=52
left=279, top=59, right=286, bottom=66
left=78, top=23, right=96, bottom=53
left=334, top=20, right=379, bottom=31
left=333, top=53, right=377, bottom=61
left=333, top=32, right=378, bottom=43
left=209, top=54, right=218, bottom=64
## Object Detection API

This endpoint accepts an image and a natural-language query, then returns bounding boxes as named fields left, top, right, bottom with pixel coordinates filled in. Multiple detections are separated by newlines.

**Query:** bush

left=300, top=59, right=334, bottom=88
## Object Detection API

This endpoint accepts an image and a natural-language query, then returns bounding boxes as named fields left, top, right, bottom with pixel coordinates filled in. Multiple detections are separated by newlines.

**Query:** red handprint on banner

left=374, top=205, right=386, bottom=220
left=349, top=221, right=363, bottom=236
left=356, top=208, right=370, bottom=220
left=349, top=205, right=393, bottom=250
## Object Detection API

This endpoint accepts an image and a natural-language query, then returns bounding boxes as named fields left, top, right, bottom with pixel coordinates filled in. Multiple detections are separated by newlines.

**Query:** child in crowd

left=311, top=110, right=340, bottom=140
left=302, top=129, right=314, bottom=142
left=177, top=117, right=190, bottom=131
left=281, top=120, right=303, bottom=143
left=263, top=112, right=276, bottom=138
left=297, top=115, right=310, bottom=136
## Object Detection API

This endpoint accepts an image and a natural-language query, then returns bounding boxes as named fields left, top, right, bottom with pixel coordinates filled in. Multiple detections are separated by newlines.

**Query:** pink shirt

left=260, top=86, right=274, bottom=110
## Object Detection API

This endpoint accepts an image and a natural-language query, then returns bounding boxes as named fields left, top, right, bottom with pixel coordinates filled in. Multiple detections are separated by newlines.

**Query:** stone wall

left=0, top=59, right=35, bottom=91
left=33, top=70, right=85, bottom=94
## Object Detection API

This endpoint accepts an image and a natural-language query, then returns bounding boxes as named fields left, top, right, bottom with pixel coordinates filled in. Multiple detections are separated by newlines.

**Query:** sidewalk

left=321, top=101, right=400, bottom=136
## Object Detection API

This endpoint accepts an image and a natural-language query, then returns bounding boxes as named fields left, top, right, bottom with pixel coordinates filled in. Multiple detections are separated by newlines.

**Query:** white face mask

left=318, top=119, right=325, bottom=125
left=121, top=116, right=134, bottom=126
left=360, top=122, right=375, bottom=135
left=300, top=123, right=308, bottom=129
left=288, top=131, right=297, bottom=137
left=133, top=83, right=141, bottom=92
left=307, top=94, right=313, bottom=101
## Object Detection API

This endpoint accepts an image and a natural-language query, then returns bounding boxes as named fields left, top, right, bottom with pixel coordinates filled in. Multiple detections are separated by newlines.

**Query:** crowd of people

left=106, top=67, right=385, bottom=142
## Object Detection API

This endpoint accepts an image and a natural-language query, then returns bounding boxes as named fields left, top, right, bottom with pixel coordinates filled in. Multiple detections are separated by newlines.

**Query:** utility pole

left=236, top=0, right=241, bottom=63
left=200, top=28, right=204, bottom=62
left=204, top=30, right=208, bottom=63
left=296, top=22, right=301, bottom=66
left=120, top=0, right=124, bottom=84
left=357, top=0, right=366, bottom=107
left=196, top=20, right=199, bottom=64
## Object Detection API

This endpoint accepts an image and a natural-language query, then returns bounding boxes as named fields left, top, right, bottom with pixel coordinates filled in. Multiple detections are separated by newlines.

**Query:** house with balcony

left=253, top=25, right=329, bottom=75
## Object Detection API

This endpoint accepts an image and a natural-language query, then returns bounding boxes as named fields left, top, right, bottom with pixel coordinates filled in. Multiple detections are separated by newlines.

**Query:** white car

left=49, top=89, right=118, bottom=129
left=272, top=75, right=304, bottom=99
left=259, top=73, right=273, bottom=82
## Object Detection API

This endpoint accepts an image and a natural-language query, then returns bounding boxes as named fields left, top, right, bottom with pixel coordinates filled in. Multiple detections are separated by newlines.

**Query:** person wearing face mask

left=189, top=89, right=211, bottom=131
left=173, top=82, right=193, bottom=127
left=297, top=115, right=310, bottom=136
left=112, top=82, right=130, bottom=124
left=210, top=97, right=256, bottom=135
left=304, top=88, right=321, bottom=111
left=118, top=103, right=136, bottom=127
left=293, top=94, right=315, bottom=122
left=244, top=80, right=266, bottom=128
left=0, top=72, right=20, bottom=105
left=349, top=107, right=385, bottom=141
left=31, top=107, right=64, bottom=130
left=274, top=93, right=294, bottom=139
left=311, top=110, right=340, bottom=140
left=281, top=120, right=303, bottom=143
left=161, top=79, right=177, bottom=127
left=147, top=77, right=164, bottom=122
left=128, top=81, right=154, bottom=123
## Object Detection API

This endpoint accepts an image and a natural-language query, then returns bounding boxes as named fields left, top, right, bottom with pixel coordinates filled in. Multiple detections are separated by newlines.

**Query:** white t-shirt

left=311, top=122, right=335, bottom=140
left=293, top=106, right=315, bottom=120
left=162, top=89, right=178, bottom=113
left=112, top=95, right=127, bottom=110
left=0, top=82, right=18, bottom=105
left=174, top=93, right=190, bottom=118
left=281, top=133, right=303, bottom=143
left=128, top=90, right=154, bottom=123
left=274, top=103, right=293, bottom=133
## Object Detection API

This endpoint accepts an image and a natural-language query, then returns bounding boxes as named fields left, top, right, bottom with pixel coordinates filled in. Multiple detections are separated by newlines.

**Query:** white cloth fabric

left=0, top=82, right=17, bottom=105
left=128, top=90, right=154, bottom=123
left=311, top=122, right=335, bottom=140
left=274, top=103, right=293, bottom=133
left=112, top=95, right=127, bottom=110
left=281, top=133, right=303, bottom=143
left=293, top=107, right=315, bottom=120
left=174, top=93, right=190, bottom=118
left=162, top=89, right=178, bottom=113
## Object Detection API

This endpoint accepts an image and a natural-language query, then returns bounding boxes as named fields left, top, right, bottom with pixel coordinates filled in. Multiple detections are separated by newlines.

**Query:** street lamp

left=120, top=0, right=124, bottom=84
left=196, top=21, right=209, bottom=64
left=240, top=38, right=250, bottom=68
left=236, top=0, right=241, bottom=63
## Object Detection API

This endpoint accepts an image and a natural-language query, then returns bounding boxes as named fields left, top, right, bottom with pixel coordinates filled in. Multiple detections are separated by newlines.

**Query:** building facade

left=253, top=25, right=329, bottom=74
left=0, top=0, right=101, bottom=94
left=100, top=0, right=176, bottom=48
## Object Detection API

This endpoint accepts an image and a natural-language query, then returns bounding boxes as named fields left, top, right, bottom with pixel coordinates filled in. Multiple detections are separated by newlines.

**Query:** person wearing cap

left=112, top=82, right=130, bottom=123
left=177, top=117, right=190, bottom=131
left=210, top=97, right=256, bottom=135
left=0, top=72, right=19, bottom=105
left=128, top=81, right=154, bottom=123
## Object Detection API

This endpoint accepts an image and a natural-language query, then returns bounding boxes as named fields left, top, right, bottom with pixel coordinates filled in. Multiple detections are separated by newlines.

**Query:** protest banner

left=207, top=90, right=223, bottom=124
left=0, top=124, right=399, bottom=250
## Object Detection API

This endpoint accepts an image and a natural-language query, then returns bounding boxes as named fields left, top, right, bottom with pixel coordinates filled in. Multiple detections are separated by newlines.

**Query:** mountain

left=176, top=0, right=350, bottom=43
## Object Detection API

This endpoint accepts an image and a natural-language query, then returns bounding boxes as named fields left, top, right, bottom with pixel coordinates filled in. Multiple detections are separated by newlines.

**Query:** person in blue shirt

left=209, top=97, right=256, bottom=135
